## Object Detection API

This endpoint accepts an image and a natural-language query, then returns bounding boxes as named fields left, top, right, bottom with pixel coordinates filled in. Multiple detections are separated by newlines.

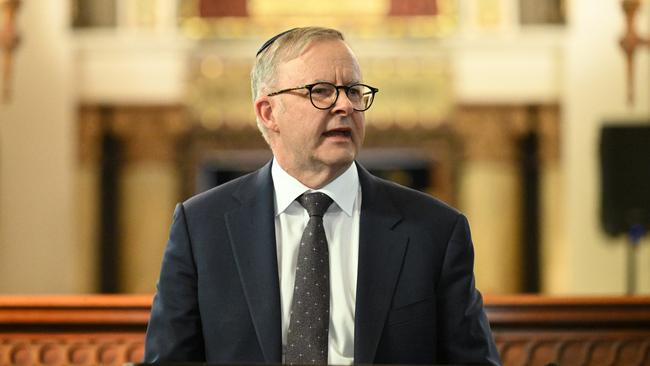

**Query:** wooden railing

left=0, top=295, right=649, bottom=366
left=485, top=295, right=650, bottom=365
left=0, top=296, right=150, bottom=366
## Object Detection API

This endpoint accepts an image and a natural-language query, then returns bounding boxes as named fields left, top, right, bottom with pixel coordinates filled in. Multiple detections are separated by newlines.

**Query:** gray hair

left=251, top=27, right=345, bottom=141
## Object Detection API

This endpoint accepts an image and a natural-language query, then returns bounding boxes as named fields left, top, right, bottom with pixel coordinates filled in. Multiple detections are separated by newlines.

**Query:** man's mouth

left=322, top=128, right=352, bottom=138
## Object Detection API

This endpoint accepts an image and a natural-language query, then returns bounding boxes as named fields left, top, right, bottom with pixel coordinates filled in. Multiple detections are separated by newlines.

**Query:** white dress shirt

left=271, top=159, right=361, bottom=365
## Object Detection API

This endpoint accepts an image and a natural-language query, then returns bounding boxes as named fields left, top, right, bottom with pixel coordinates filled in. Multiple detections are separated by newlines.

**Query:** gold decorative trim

left=78, top=105, right=189, bottom=164
left=0, top=0, right=21, bottom=103
left=185, top=52, right=453, bottom=130
left=453, top=104, right=560, bottom=164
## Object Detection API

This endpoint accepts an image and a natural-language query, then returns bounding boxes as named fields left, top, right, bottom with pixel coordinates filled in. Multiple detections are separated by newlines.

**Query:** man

left=144, top=27, right=500, bottom=365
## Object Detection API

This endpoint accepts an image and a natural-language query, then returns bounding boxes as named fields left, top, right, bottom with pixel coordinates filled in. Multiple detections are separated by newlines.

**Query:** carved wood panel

left=495, top=334, right=650, bottom=366
left=0, top=296, right=149, bottom=366
left=2, top=296, right=650, bottom=366
left=487, top=295, right=650, bottom=366
left=0, top=334, right=144, bottom=366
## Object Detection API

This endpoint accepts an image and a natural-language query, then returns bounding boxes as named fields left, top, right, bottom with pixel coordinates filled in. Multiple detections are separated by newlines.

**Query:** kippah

left=256, top=28, right=298, bottom=57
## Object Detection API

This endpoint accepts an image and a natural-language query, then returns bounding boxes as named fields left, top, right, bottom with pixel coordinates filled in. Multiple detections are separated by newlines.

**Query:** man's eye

left=348, top=89, right=361, bottom=97
left=347, top=87, right=362, bottom=100
left=312, top=87, right=332, bottom=96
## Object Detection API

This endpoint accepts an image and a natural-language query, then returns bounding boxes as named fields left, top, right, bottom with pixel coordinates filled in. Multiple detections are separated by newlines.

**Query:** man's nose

left=331, top=90, right=354, bottom=114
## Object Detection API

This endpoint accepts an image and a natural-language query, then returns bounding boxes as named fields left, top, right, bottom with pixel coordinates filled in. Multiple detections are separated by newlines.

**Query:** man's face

left=263, top=40, right=365, bottom=179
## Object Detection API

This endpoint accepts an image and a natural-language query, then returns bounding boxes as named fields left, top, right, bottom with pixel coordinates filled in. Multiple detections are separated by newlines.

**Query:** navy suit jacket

left=144, top=162, right=500, bottom=365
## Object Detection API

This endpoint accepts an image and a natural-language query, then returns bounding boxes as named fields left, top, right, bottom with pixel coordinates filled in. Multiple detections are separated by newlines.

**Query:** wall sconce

left=0, top=0, right=20, bottom=104
left=620, top=0, right=650, bottom=105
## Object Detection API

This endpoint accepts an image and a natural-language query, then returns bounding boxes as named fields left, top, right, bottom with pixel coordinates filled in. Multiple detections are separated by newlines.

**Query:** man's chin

left=318, top=152, right=357, bottom=170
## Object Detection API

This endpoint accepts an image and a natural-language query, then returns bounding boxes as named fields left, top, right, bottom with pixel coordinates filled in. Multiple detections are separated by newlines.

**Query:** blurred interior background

left=0, top=0, right=648, bottom=295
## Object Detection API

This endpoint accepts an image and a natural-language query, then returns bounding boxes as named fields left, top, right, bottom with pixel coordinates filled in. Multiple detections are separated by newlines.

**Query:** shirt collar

left=271, top=159, right=359, bottom=217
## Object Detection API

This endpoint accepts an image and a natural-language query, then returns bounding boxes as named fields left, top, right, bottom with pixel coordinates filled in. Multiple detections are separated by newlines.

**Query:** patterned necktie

left=285, top=192, right=333, bottom=365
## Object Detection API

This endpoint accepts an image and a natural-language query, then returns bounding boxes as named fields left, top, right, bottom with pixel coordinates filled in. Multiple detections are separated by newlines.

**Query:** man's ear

left=255, top=97, right=279, bottom=132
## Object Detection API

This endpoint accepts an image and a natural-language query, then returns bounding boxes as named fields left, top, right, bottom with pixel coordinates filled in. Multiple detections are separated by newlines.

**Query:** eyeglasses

left=267, top=82, right=379, bottom=111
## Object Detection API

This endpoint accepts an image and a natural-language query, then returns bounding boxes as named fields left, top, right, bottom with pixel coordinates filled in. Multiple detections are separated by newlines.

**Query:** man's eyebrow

left=312, top=79, right=362, bottom=85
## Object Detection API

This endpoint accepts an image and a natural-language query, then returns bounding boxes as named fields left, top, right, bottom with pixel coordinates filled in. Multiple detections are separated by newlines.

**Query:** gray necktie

left=286, top=192, right=333, bottom=365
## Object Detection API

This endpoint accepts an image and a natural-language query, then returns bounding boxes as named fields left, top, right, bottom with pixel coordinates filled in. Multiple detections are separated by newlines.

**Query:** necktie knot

left=297, top=192, right=333, bottom=217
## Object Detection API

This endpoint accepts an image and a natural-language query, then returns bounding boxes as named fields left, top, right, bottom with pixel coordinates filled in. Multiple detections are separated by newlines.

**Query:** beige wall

left=0, top=1, right=91, bottom=293
left=119, top=162, right=178, bottom=293
left=460, top=162, right=522, bottom=293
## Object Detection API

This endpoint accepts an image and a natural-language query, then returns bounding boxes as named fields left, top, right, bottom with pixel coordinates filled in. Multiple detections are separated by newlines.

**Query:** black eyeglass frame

left=267, top=82, right=379, bottom=112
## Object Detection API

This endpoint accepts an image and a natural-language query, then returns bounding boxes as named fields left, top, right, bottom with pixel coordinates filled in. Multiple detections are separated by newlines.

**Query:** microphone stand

left=626, top=224, right=645, bottom=294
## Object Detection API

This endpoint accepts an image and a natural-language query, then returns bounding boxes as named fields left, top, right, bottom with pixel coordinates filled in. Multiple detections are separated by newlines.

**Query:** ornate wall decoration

left=519, top=0, right=566, bottom=25
left=179, top=0, right=458, bottom=39
left=620, top=0, right=650, bottom=105
left=185, top=53, right=256, bottom=130
left=79, top=105, right=189, bottom=165
left=453, top=104, right=560, bottom=164
left=180, top=0, right=457, bottom=131
left=0, top=0, right=20, bottom=103
left=185, top=48, right=453, bottom=130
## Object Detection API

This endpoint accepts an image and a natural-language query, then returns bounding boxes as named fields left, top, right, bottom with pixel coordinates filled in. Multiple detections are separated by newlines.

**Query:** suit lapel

left=225, top=162, right=282, bottom=363
left=354, top=165, right=409, bottom=364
